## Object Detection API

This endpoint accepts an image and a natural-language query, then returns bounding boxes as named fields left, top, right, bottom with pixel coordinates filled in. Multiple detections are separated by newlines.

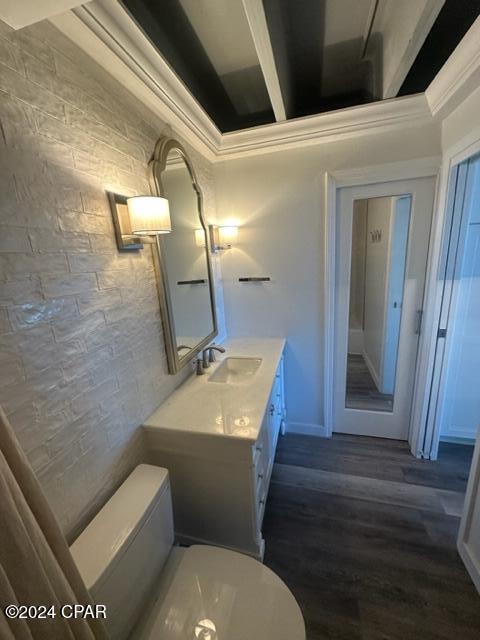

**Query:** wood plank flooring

left=262, top=433, right=480, bottom=640
left=346, top=354, right=393, bottom=412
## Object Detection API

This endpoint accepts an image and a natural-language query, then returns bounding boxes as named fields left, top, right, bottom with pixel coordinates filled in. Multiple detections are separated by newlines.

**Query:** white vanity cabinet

left=253, top=357, right=285, bottom=529
left=143, top=341, right=285, bottom=560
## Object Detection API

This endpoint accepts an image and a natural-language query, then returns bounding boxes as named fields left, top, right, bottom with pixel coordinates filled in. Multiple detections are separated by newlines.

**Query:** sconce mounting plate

left=107, top=191, right=144, bottom=251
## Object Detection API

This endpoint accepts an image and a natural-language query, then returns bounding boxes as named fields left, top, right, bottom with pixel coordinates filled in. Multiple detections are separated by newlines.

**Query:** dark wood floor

left=346, top=354, right=393, bottom=412
left=263, top=433, right=480, bottom=640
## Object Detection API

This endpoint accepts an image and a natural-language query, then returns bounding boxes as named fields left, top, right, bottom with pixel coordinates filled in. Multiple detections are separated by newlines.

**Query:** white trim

left=333, top=156, right=441, bottom=187
left=426, top=16, right=480, bottom=119
left=440, top=436, right=476, bottom=446
left=323, top=172, right=336, bottom=438
left=218, top=95, right=432, bottom=160
left=286, top=422, right=327, bottom=437
left=241, top=0, right=286, bottom=122
left=322, top=157, right=441, bottom=449
left=50, top=1, right=220, bottom=161
left=416, top=132, right=480, bottom=461
left=362, top=349, right=381, bottom=391
left=49, top=2, right=480, bottom=162
left=443, top=124, right=480, bottom=168
left=51, top=2, right=435, bottom=162
left=176, top=532, right=264, bottom=561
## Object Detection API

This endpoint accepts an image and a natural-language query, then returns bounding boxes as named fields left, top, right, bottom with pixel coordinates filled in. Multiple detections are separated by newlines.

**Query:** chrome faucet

left=202, top=344, right=226, bottom=369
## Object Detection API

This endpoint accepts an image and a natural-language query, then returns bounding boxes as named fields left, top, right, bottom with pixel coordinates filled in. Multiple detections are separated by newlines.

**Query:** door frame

left=458, top=426, right=480, bottom=593
left=323, top=156, right=441, bottom=452
left=418, top=129, right=480, bottom=459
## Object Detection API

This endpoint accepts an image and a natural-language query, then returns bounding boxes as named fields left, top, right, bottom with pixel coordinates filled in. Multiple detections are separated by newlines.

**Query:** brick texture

left=0, top=19, right=225, bottom=540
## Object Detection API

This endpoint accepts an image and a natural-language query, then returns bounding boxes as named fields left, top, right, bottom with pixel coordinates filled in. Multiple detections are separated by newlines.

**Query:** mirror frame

left=148, top=136, right=218, bottom=374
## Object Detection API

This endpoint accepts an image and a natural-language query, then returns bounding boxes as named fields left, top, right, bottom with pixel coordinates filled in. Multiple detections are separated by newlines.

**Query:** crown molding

left=331, top=155, right=441, bottom=187
left=216, top=94, right=433, bottom=160
left=52, top=0, right=436, bottom=164
left=426, top=16, right=480, bottom=119
left=50, top=0, right=221, bottom=162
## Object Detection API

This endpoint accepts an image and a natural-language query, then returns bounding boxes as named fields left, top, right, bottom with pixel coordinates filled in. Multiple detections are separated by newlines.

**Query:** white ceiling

left=323, top=0, right=375, bottom=47
left=322, top=0, right=377, bottom=97
left=178, top=0, right=271, bottom=116
left=178, top=0, right=260, bottom=76
left=0, top=0, right=83, bottom=29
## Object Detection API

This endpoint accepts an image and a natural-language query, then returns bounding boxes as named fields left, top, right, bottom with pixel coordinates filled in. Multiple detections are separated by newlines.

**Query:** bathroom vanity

left=143, top=338, right=285, bottom=559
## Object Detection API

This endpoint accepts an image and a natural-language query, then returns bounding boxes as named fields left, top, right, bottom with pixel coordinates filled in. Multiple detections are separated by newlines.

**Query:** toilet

left=70, top=464, right=305, bottom=640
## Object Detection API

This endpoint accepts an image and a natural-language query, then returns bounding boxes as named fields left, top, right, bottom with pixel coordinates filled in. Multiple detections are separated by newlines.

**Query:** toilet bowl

left=70, top=464, right=305, bottom=640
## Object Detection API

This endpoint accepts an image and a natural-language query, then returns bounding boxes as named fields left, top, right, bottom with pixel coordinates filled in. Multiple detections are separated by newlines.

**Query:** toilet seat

left=132, top=545, right=305, bottom=640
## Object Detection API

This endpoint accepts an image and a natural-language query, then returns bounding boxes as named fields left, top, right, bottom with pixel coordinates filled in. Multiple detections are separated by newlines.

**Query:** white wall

left=0, top=18, right=225, bottom=538
left=214, top=124, right=441, bottom=434
left=442, top=85, right=480, bottom=153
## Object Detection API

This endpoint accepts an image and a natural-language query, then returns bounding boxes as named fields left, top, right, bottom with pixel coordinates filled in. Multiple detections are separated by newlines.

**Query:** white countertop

left=143, top=338, right=285, bottom=442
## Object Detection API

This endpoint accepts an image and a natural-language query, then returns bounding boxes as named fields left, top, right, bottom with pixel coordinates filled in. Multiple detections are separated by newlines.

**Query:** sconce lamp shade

left=218, top=226, right=238, bottom=246
left=127, top=196, right=171, bottom=235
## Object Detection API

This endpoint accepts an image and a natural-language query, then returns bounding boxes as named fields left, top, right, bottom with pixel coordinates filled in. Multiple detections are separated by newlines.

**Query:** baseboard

left=286, top=422, right=328, bottom=437
left=440, top=436, right=476, bottom=446
left=175, top=531, right=264, bottom=561
left=458, top=540, right=480, bottom=595
left=362, top=349, right=381, bottom=390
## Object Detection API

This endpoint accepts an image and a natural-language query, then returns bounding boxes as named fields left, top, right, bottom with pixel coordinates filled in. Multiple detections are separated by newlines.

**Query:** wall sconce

left=208, top=225, right=238, bottom=252
left=108, top=192, right=171, bottom=250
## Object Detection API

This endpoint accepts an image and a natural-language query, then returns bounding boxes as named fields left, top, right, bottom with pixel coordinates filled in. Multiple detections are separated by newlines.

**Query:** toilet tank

left=70, top=464, right=174, bottom=640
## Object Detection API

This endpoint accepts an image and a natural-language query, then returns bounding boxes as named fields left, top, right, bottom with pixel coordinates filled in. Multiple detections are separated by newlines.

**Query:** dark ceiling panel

left=121, top=0, right=479, bottom=132
left=264, top=0, right=325, bottom=119
left=399, top=0, right=480, bottom=96
left=264, top=0, right=375, bottom=119
left=121, top=0, right=275, bottom=132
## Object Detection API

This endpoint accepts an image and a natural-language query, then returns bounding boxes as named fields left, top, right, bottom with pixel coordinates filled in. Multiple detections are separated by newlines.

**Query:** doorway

left=333, top=177, right=436, bottom=439
left=424, top=153, right=480, bottom=458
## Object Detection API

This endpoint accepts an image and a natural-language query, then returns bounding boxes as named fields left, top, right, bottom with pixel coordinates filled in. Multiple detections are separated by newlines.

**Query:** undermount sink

left=208, top=357, right=262, bottom=384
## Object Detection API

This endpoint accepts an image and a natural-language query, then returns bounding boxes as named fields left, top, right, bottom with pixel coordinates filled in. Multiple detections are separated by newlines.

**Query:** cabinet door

left=269, top=359, right=285, bottom=449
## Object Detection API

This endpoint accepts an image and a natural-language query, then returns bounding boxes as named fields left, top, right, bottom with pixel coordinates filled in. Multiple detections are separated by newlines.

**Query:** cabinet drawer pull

left=259, top=499, right=265, bottom=506
left=258, top=473, right=264, bottom=480
left=256, top=445, right=263, bottom=452
left=269, top=404, right=274, bottom=416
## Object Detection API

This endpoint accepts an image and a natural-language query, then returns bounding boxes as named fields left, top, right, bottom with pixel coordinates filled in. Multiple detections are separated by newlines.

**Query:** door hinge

left=437, top=328, right=447, bottom=339
left=414, top=309, right=423, bottom=335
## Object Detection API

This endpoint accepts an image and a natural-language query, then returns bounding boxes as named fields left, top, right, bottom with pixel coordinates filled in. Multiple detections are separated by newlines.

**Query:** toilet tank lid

left=70, top=464, right=169, bottom=591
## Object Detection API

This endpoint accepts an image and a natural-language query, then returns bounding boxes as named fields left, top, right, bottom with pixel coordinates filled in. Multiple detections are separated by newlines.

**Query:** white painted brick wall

left=0, top=18, right=225, bottom=540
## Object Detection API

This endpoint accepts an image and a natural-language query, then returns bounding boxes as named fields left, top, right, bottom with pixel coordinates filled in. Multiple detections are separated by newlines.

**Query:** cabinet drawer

left=253, top=423, right=269, bottom=474
left=256, top=479, right=267, bottom=525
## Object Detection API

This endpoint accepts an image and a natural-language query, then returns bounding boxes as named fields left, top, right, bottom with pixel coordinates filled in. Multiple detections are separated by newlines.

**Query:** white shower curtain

left=0, top=406, right=108, bottom=640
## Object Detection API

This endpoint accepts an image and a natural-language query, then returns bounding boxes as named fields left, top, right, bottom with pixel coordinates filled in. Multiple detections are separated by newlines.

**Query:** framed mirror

left=346, top=194, right=412, bottom=412
left=149, top=137, right=217, bottom=373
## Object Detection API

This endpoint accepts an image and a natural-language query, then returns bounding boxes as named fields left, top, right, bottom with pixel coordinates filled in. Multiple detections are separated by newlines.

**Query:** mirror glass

left=159, top=147, right=215, bottom=366
left=346, top=195, right=412, bottom=412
